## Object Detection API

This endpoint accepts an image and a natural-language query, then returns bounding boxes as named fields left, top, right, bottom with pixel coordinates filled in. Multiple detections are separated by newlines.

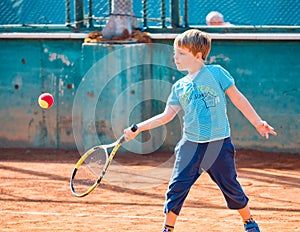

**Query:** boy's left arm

left=226, top=84, right=277, bottom=139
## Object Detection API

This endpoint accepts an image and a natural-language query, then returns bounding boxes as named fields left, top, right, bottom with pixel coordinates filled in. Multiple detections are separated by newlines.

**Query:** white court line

left=1, top=210, right=279, bottom=223
left=1, top=210, right=188, bottom=221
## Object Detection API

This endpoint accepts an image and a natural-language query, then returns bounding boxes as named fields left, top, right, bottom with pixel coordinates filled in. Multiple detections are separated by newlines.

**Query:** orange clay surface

left=1, top=148, right=299, bottom=232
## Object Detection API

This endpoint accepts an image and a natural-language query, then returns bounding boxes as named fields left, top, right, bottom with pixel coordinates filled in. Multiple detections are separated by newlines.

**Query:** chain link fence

left=0, top=0, right=299, bottom=29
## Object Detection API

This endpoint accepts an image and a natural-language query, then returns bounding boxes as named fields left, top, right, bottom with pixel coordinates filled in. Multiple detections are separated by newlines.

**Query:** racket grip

left=119, top=124, right=138, bottom=144
left=131, top=124, right=138, bottom=132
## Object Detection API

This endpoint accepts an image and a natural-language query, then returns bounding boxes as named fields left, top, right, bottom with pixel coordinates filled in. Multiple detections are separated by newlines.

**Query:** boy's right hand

left=124, top=125, right=139, bottom=141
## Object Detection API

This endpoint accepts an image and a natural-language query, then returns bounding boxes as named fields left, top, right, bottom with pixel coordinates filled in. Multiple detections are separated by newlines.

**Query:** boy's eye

left=174, top=51, right=185, bottom=55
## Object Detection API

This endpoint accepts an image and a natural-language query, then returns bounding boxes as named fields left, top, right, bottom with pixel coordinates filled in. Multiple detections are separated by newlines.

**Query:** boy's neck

left=188, top=63, right=205, bottom=78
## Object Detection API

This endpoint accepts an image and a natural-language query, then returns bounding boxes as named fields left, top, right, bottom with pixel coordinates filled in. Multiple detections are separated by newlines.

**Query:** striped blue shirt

left=167, top=65, right=234, bottom=142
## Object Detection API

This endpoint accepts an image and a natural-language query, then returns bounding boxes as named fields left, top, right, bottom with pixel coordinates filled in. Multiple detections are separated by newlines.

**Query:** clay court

left=1, top=148, right=299, bottom=231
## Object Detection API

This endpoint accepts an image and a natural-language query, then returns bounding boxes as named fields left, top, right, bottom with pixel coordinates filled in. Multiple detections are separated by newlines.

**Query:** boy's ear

left=196, top=52, right=203, bottom=60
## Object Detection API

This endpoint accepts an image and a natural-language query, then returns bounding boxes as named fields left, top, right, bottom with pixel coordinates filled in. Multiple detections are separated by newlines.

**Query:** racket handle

left=131, top=124, right=138, bottom=132
left=119, top=124, right=138, bottom=144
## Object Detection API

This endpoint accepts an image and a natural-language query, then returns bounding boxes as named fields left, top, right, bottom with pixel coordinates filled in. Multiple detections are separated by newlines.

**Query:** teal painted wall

left=209, top=40, right=300, bottom=152
left=0, top=37, right=299, bottom=153
left=0, top=39, right=82, bottom=148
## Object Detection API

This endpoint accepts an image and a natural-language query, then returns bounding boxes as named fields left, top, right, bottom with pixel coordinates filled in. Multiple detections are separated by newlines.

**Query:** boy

left=124, top=29, right=277, bottom=232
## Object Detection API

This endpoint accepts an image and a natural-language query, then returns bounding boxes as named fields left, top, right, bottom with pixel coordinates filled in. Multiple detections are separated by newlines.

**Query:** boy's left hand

left=255, top=120, right=277, bottom=139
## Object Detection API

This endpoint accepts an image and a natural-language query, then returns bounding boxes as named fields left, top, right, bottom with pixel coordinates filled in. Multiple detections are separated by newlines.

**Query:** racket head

left=70, top=146, right=108, bottom=197
left=70, top=124, right=138, bottom=197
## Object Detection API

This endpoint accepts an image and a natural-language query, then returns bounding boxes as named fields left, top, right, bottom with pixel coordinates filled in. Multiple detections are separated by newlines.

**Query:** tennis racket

left=70, top=124, right=138, bottom=197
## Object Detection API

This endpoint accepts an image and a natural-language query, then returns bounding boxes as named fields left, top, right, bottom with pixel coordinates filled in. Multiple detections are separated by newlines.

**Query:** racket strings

left=72, top=148, right=108, bottom=195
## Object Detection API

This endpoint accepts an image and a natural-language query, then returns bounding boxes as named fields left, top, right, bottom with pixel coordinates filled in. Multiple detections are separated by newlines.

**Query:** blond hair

left=174, top=29, right=211, bottom=60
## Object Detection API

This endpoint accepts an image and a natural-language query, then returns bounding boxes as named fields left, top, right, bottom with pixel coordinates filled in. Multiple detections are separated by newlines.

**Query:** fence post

left=184, top=0, right=188, bottom=27
left=65, top=0, right=71, bottom=26
left=88, top=0, right=93, bottom=28
left=161, top=0, right=166, bottom=28
left=75, top=0, right=84, bottom=30
left=171, top=0, right=180, bottom=28
left=143, top=0, right=147, bottom=28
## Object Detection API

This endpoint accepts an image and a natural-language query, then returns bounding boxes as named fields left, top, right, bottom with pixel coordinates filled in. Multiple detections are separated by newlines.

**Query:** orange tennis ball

left=38, top=93, right=54, bottom=109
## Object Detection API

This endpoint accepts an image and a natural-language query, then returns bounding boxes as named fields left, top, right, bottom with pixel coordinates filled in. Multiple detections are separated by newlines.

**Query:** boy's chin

left=176, top=66, right=185, bottom=71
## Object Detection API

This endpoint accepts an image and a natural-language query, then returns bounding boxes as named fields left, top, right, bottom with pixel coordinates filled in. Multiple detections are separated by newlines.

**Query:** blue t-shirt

left=167, top=65, right=234, bottom=142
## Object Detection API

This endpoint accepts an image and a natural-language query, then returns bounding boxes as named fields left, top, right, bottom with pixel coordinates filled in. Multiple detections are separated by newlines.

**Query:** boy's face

left=173, top=46, right=202, bottom=72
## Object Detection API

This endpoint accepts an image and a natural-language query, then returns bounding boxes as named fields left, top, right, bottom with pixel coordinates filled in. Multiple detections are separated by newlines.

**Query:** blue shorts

left=164, top=137, right=249, bottom=215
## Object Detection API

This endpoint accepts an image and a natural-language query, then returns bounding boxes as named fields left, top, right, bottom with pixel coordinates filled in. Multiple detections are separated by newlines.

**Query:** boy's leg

left=238, top=204, right=251, bottom=221
left=163, top=139, right=204, bottom=230
left=239, top=205, right=260, bottom=232
left=205, top=138, right=260, bottom=231
left=205, top=138, right=249, bottom=210
left=164, top=211, right=177, bottom=226
left=162, top=211, right=177, bottom=232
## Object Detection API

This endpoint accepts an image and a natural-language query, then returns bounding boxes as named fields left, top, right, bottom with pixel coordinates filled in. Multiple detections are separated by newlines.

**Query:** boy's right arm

left=124, top=104, right=181, bottom=141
